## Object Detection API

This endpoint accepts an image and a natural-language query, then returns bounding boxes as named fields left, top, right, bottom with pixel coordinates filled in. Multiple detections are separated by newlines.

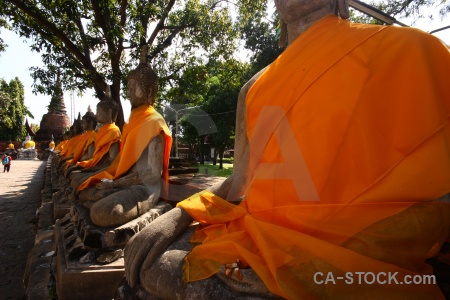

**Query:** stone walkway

left=0, top=160, right=45, bottom=300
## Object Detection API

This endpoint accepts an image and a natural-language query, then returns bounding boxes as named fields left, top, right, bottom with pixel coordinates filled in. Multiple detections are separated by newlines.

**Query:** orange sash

left=178, top=17, right=450, bottom=299
left=78, top=105, right=172, bottom=194
left=54, top=140, right=67, bottom=152
left=76, top=123, right=121, bottom=169
left=60, top=135, right=80, bottom=157
left=65, top=130, right=97, bottom=167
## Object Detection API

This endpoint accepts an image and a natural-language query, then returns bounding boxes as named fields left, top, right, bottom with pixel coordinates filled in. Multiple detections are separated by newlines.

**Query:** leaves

left=0, top=77, right=29, bottom=141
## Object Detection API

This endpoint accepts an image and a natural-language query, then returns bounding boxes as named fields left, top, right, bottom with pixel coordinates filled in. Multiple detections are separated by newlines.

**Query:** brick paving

left=0, top=160, right=45, bottom=300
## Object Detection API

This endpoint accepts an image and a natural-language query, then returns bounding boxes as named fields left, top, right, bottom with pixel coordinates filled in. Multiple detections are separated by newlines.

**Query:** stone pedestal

left=54, top=202, right=171, bottom=300
left=55, top=219, right=124, bottom=300
left=17, top=149, right=38, bottom=160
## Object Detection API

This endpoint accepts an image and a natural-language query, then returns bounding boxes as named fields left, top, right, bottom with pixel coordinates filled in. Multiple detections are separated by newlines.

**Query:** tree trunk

left=219, top=148, right=224, bottom=170
left=199, top=136, right=205, bottom=165
left=111, top=85, right=125, bottom=130
left=212, top=147, right=217, bottom=165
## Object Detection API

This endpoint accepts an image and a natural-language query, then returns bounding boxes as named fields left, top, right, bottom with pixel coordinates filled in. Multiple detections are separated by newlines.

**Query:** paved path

left=0, top=160, right=45, bottom=300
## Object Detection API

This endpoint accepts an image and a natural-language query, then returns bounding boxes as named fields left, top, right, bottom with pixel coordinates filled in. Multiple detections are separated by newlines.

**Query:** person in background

left=2, top=154, right=12, bottom=173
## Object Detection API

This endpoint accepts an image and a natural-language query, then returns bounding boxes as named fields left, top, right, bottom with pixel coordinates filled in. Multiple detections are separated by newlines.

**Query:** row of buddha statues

left=2, top=135, right=38, bottom=160
left=51, top=46, right=174, bottom=276
left=49, top=0, right=450, bottom=295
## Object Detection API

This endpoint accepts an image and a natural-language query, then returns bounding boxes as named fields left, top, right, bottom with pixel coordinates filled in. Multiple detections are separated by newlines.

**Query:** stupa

left=34, top=77, right=71, bottom=142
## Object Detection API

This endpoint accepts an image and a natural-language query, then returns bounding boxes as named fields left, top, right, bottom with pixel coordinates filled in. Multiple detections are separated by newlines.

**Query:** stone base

left=17, top=149, right=38, bottom=160
left=54, top=201, right=172, bottom=299
left=55, top=220, right=124, bottom=300
left=54, top=203, right=71, bottom=221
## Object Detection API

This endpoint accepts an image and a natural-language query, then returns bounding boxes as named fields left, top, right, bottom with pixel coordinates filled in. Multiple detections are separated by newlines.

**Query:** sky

left=0, top=1, right=449, bottom=128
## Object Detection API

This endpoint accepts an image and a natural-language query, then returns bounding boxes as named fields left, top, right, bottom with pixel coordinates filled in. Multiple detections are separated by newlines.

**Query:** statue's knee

left=90, top=201, right=128, bottom=227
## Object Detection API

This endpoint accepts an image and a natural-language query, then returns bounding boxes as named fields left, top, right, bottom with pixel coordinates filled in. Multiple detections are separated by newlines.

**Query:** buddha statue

left=7, top=141, right=14, bottom=150
left=54, top=131, right=70, bottom=152
left=63, top=108, right=97, bottom=175
left=17, top=135, right=37, bottom=160
left=75, top=46, right=172, bottom=228
left=22, top=135, right=35, bottom=149
left=67, top=87, right=121, bottom=191
left=57, top=115, right=83, bottom=162
left=48, top=137, right=56, bottom=151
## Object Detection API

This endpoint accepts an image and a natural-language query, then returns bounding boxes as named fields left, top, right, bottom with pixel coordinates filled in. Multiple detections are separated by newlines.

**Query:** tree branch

left=147, top=0, right=176, bottom=47
left=6, top=0, right=107, bottom=92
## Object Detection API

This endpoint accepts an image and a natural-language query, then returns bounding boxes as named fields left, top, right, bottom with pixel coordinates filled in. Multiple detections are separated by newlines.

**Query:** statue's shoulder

left=239, top=66, right=269, bottom=99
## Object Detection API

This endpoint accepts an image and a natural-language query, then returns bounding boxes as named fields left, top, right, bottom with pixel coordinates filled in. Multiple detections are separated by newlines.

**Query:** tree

left=0, top=77, right=33, bottom=141
left=170, top=58, right=248, bottom=167
left=1, top=0, right=267, bottom=129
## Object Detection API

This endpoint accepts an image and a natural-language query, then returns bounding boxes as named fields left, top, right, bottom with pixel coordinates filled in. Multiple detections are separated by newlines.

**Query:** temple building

left=34, top=78, right=71, bottom=142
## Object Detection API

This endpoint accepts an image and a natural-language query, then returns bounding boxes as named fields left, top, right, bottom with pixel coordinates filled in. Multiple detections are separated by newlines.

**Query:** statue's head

left=72, top=114, right=83, bottom=135
left=82, top=106, right=97, bottom=131
left=127, top=45, right=159, bottom=108
left=97, top=85, right=119, bottom=124
left=62, top=130, right=70, bottom=140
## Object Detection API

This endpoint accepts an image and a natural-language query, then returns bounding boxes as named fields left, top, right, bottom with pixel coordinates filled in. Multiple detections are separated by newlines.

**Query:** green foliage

left=350, top=1, right=450, bottom=25
left=238, top=4, right=283, bottom=74
left=169, top=58, right=248, bottom=167
left=0, top=77, right=29, bottom=141
left=0, top=0, right=267, bottom=129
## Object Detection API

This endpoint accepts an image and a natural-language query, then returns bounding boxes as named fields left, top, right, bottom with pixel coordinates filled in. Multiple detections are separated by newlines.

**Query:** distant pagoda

left=34, top=77, right=71, bottom=142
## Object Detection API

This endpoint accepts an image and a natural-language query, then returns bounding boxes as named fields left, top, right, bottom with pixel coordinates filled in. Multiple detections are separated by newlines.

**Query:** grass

left=197, top=163, right=233, bottom=177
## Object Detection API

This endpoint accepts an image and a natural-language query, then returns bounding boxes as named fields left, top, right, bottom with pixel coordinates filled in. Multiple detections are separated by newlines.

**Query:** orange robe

left=60, top=135, right=80, bottom=157
left=78, top=105, right=172, bottom=195
left=76, top=123, right=121, bottom=169
left=65, top=130, right=97, bottom=167
left=54, top=140, right=68, bottom=152
left=178, top=17, right=450, bottom=299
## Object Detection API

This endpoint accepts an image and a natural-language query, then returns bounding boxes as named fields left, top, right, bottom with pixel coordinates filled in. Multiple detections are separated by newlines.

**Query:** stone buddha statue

left=18, top=135, right=37, bottom=159
left=67, top=87, right=121, bottom=191
left=22, top=135, right=35, bottom=149
left=57, top=116, right=83, bottom=163
left=7, top=141, right=14, bottom=149
left=63, top=108, right=97, bottom=174
left=75, top=46, right=172, bottom=228
left=49, top=138, right=56, bottom=150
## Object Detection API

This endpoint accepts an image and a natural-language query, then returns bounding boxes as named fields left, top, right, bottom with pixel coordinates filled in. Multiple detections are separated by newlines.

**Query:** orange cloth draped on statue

left=54, top=140, right=68, bottom=152
left=178, top=17, right=450, bottom=299
left=78, top=105, right=172, bottom=195
left=65, top=130, right=96, bottom=167
left=24, top=140, right=35, bottom=149
left=60, top=135, right=81, bottom=157
left=76, top=123, right=121, bottom=169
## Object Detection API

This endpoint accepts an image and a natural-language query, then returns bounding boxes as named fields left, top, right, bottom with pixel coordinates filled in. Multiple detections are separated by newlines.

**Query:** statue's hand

left=124, top=207, right=193, bottom=287
left=96, top=179, right=114, bottom=190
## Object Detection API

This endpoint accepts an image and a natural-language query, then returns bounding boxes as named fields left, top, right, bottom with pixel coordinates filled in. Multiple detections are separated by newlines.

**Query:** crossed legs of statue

left=122, top=198, right=450, bottom=299
left=122, top=207, right=279, bottom=300
left=79, top=181, right=161, bottom=227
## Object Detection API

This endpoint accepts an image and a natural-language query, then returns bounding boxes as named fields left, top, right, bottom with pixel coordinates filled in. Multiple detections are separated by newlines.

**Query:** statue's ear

left=338, top=0, right=350, bottom=19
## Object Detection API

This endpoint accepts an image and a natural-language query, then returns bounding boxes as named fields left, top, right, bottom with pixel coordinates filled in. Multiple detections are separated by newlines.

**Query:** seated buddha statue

left=63, top=108, right=97, bottom=172
left=67, top=87, right=121, bottom=191
left=48, top=137, right=56, bottom=151
left=22, top=135, right=35, bottom=150
left=7, top=141, right=14, bottom=150
left=75, top=47, right=172, bottom=228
